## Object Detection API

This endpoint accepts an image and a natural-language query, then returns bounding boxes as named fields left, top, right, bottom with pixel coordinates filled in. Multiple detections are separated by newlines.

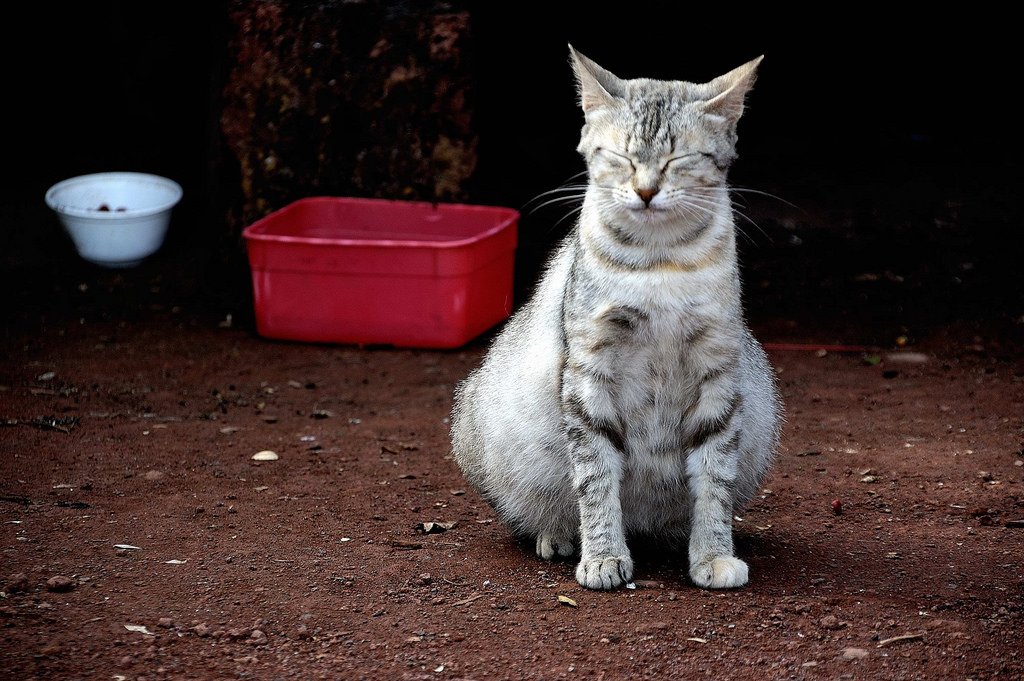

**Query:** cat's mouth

left=624, top=203, right=668, bottom=219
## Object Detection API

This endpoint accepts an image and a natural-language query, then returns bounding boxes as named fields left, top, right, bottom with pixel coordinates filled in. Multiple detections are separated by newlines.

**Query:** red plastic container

left=242, top=197, right=518, bottom=348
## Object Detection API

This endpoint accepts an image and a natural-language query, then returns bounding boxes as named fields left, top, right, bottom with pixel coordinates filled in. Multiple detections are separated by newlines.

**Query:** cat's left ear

left=702, top=55, right=764, bottom=125
left=569, top=44, right=626, bottom=114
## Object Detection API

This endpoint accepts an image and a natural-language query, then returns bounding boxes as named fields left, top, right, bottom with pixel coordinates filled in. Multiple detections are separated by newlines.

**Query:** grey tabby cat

left=451, top=47, right=782, bottom=590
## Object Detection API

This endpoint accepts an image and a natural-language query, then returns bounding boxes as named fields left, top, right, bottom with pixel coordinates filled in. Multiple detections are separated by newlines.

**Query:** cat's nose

left=635, top=186, right=659, bottom=206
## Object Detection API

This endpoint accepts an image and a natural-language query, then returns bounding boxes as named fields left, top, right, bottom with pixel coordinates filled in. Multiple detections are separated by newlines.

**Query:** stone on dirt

left=819, top=615, right=846, bottom=631
left=46, top=575, right=75, bottom=592
left=5, top=573, right=30, bottom=593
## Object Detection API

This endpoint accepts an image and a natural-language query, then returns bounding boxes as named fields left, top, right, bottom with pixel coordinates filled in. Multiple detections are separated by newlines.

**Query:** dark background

left=4, top=4, right=1020, bottom=345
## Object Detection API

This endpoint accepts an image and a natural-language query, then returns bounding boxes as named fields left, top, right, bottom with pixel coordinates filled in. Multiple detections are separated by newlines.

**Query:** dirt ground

left=1, top=275, right=1022, bottom=680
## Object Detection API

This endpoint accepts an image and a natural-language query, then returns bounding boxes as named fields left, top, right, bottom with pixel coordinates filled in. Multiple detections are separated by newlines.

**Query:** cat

left=450, top=46, right=782, bottom=591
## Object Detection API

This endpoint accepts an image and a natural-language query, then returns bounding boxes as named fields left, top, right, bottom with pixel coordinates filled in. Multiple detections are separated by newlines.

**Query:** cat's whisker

left=530, top=186, right=588, bottom=198
left=522, top=176, right=591, bottom=213
left=729, top=205, right=771, bottom=244
left=526, top=184, right=589, bottom=200
left=670, top=201, right=713, bottom=225
left=524, top=173, right=589, bottom=199
left=667, top=196, right=770, bottom=245
left=552, top=205, right=586, bottom=231
left=673, top=195, right=725, bottom=217
left=527, top=193, right=588, bottom=215
left=726, top=186, right=803, bottom=212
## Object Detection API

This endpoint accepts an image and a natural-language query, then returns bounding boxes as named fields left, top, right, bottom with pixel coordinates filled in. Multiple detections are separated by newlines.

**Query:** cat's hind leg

left=535, top=531, right=575, bottom=561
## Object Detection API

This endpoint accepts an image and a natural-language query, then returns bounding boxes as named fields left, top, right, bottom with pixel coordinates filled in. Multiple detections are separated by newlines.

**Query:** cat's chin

left=621, top=205, right=668, bottom=222
left=619, top=206, right=686, bottom=229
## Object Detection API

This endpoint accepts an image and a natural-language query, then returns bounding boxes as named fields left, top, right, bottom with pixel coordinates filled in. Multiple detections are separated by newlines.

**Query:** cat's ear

left=702, top=55, right=764, bottom=125
left=569, top=45, right=625, bottom=113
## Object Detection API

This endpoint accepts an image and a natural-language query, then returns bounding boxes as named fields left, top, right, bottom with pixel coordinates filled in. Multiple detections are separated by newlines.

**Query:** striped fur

left=451, top=47, right=782, bottom=590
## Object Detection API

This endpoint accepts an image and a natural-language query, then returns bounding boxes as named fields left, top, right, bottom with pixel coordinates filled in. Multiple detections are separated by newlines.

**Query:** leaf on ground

left=451, top=594, right=484, bottom=607
left=557, top=595, right=578, bottom=608
left=686, top=637, right=708, bottom=643
left=113, top=544, right=142, bottom=550
left=877, top=633, right=924, bottom=647
left=124, top=624, right=155, bottom=636
left=165, top=559, right=187, bottom=564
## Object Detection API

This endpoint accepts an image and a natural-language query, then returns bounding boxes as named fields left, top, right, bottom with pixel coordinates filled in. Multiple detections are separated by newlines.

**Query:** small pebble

left=819, top=615, right=846, bottom=631
left=157, top=617, right=174, bottom=629
left=5, top=573, right=29, bottom=593
left=193, top=623, right=210, bottom=637
left=252, top=450, right=279, bottom=461
left=45, top=575, right=75, bottom=593
left=841, top=647, right=869, bottom=660
left=632, top=579, right=664, bottom=589
left=416, top=573, right=433, bottom=586
left=143, top=470, right=165, bottom=482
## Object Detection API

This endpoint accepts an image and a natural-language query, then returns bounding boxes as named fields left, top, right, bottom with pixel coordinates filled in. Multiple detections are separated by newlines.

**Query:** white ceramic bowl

left=45, top=172, right=183, bottom=268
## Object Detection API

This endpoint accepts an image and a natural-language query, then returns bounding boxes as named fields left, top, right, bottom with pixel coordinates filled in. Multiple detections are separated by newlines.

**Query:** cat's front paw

left=536, top=532, right=575, bottom=561
left=575, top=554, right=633, bottom=590
left=689, top=555, right=749, bottom=589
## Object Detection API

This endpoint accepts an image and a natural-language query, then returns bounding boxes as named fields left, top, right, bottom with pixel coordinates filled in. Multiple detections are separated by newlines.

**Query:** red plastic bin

left=242, top=197, right=518, bottom=348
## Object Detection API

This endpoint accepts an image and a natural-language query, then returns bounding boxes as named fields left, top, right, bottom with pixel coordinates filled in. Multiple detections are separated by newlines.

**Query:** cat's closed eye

left=594, top=147, right=634, bottom=170
left=664, top=153, right=713, bottom=174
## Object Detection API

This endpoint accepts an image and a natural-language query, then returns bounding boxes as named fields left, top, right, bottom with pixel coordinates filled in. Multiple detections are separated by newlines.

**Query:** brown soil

left=2, top=299, right=1023, bottom=680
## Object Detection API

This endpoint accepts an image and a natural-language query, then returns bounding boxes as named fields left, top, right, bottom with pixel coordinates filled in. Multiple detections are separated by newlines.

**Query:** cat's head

left=570, top=46, right=761, bottom=225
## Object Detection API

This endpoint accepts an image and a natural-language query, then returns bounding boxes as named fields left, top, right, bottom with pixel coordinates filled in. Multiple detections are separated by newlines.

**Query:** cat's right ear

left=569, top=45, right=624, bottom=114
